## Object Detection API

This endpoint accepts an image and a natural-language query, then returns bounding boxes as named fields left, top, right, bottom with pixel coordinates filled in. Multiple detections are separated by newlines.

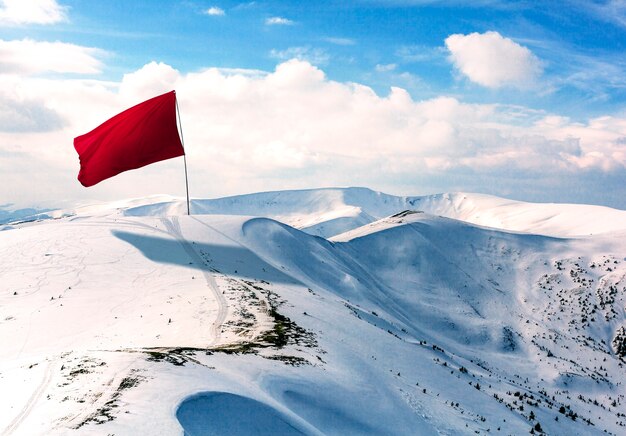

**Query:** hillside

left=1, top=190, right=625, bottom=435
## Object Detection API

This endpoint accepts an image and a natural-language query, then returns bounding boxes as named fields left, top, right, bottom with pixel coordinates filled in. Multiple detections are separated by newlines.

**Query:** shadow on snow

left=176, top=392, right=306, bottom=435
left=112, top=230, right=299, bottom=285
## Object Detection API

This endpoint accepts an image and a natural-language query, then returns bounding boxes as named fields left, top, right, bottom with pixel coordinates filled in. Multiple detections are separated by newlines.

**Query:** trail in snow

left=1, top=357, right=55, bottom=436
left=160, top=217, right=227, bottom=347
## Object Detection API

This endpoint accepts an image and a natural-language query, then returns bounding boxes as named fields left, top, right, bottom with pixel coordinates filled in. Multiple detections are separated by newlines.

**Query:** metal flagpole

left=175, top=95, right=191, bottom=216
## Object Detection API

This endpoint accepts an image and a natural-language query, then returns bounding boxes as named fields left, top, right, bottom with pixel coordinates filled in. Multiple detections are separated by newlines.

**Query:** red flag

left=74, top=90, right=184, bottom=187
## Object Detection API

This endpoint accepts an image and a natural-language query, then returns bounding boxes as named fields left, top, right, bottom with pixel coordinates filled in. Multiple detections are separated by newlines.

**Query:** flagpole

left=175, top=95, right=191, bottom=216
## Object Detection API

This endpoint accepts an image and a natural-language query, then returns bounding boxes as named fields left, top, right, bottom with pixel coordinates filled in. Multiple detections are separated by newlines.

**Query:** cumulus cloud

left=0, top=0, right=66, bottom=25
left=119, top=61, right=180, bottom=102
left=445, top=31, right=542, bottom=88
left=204, top=6, right=225, bottom=16
left=265, top=16, right=294, bottom=25
left=1, top=59, right=625, bottom=209
left=0, top=39, right=104, bottom=74
left=0, top=92, right=64, bottom=132
left=80, top=62, right=626, bottom=179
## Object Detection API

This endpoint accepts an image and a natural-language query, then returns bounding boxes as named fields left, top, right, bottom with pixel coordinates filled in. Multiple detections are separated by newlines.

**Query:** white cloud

left=586, top=0, right=626, bottom=28
left=252, top=141, right=316, bottom=170
left=445, top=31, right=542, bottom=88
left=265, top=16, right=294, bottom=25
left=119, top=61, right=180, bottom=102
left=270, top=47, right=329, bottom=65
left=396, top=45, right=446, bottom=63
left=0, top=83, right=64, bottom=132
left=0, top=100, right=63, bottom=132
left=0, top=0, right=66, bottom=25
left=375, top=63, right=397, bottom=72
left=233, top=1, right=256, bottom=10
left=324, top=37, right=356, bottom=46
left=0, top=39, right=104, bottom=74
left=1, top=59, right=625, bottom=209
left=204, top=6, right=225, bottom=16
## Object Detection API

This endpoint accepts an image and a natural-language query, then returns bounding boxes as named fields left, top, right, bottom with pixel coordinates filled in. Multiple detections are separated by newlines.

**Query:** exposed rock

left=612, top=326, right=626, bottom=357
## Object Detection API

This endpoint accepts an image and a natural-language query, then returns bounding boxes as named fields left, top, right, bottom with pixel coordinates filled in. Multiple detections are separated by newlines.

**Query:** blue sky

left=7, top=0, right=626, bottom=117
left=0, top=0, right=625, bottom=209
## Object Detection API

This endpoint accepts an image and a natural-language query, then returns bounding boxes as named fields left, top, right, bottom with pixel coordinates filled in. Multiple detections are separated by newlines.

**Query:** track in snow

left=1, top=358, right=56, bottom=436
left=160, top=217, right=228, bottom=347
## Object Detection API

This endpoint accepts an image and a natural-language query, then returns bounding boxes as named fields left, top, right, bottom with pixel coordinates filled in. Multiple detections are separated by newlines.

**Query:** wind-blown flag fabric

left=74, top=90, right=184, bottom=187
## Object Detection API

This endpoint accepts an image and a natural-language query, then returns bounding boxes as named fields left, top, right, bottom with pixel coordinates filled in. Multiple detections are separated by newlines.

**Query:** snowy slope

left=1, top=191, right=625, bottom=435
left=411, top=192, right=626, bottom=238
left=123, top=188, right=402, bottom=237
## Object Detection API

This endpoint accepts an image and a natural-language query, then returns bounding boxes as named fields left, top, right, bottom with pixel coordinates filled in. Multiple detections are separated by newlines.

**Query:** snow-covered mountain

left=121, top=187, right=626, bottom=237
left=1, top=188, right=625, bottom=435
left=0, top=206, right=52, bottom=226
left=20, top=187, right=626, bottom=238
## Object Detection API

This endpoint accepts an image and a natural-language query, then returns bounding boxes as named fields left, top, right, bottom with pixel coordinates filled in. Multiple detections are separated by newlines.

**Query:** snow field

left=0, top=188, right=625, bottom=435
